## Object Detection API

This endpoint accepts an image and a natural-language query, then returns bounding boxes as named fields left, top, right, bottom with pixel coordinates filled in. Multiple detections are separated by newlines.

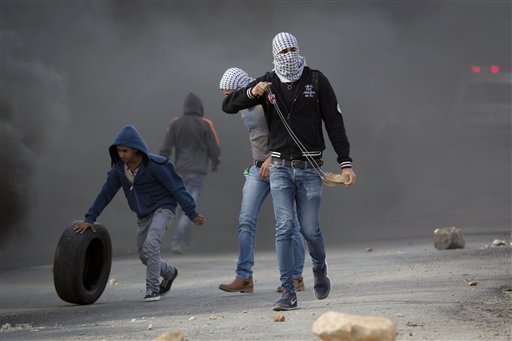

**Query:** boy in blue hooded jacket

left=75, top=125, right=205, bottom=302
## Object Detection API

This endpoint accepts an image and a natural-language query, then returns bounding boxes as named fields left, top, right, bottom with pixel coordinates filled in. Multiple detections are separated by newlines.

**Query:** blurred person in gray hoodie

left=159, top=92, right=221, bottom=254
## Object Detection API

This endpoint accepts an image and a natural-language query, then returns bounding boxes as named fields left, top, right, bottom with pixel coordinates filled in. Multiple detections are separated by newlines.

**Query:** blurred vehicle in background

left=453, top=65, right=511, bottom=148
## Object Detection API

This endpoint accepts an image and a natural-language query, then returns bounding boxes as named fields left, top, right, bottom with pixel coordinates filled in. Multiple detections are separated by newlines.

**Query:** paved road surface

left=1, top=228, right=510, bottom=340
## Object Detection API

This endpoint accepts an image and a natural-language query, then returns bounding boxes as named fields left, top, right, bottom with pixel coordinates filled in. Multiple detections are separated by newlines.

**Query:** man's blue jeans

left=236, top=165, right=305, bottom=280
left=171, top=173, right=205, bottom=249
left=269, top=164, right=326, bottom=292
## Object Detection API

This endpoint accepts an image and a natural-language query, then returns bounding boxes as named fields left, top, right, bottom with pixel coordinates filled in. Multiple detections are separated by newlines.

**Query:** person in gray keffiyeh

left=218, top=67, right=306, bottom=294
left=223, top=32, right=357, bottom=311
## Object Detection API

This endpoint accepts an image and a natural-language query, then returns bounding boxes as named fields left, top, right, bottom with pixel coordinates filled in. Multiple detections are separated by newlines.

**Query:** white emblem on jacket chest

left=303, top=84, right=315, bottom=98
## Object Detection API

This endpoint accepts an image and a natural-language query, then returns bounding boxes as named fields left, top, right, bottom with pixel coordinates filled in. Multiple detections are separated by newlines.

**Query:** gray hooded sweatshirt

left=159, top=93, right=221, bottom=175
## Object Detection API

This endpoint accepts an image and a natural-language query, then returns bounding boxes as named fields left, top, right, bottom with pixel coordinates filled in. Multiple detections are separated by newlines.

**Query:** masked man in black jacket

left=222, top=32, right=356, bottom=311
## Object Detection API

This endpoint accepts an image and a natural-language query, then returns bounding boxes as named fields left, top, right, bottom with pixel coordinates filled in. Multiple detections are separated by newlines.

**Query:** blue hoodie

left=84, top=125, right=199, bottom=223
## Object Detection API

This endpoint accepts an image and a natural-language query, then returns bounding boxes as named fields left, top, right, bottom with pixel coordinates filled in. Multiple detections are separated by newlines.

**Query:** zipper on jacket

left=131, top=170, right=143, bottom=212
left=132, top=187, right=142, bottom=212
left=286, top=94, right=300, bottom=157
left=119, top=164, right=142, bottom=212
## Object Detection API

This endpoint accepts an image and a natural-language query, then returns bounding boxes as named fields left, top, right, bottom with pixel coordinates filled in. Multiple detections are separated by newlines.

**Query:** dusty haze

left=1, top=2, right=510, bottom=268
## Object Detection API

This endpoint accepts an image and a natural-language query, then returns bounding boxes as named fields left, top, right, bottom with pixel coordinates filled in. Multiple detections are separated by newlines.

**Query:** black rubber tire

left=53, top=221, right=112, bottom=305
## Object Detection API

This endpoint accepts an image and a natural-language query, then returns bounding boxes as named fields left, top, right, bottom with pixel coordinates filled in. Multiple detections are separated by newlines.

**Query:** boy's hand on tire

left=192, top=215, right=205, bottom=226
left=74, top=221, right=96, bottom=234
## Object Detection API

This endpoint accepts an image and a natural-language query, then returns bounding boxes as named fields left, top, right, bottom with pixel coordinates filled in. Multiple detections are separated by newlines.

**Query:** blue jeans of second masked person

left=171, top=172, right=205, bottom=250
left=236, top=165, right=305, bottom=280
left=269, top=164, right=326, bottom=293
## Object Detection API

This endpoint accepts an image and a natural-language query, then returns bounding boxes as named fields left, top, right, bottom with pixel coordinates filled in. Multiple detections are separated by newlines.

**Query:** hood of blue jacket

left=109, top=125, right=151, bottom=165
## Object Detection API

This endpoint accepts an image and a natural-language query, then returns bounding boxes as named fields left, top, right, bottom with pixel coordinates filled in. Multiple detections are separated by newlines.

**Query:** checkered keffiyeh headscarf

left=219, top=67, right=254, bottom=91
left=272, top=32, right=306, bottom=83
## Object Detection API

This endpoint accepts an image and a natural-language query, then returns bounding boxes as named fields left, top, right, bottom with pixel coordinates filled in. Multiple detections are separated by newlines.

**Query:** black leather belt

left=270, top=157, right=323, bottom=169
left=254, top=160, right=265, bottom=168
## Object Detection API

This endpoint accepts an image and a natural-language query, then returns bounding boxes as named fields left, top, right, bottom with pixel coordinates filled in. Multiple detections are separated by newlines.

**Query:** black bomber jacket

left=222, top=67, right=352, bottom=169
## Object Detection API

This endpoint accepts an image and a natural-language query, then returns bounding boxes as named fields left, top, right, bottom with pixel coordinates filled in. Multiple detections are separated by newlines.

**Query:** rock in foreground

left=312, top=311, right=397, bottom=341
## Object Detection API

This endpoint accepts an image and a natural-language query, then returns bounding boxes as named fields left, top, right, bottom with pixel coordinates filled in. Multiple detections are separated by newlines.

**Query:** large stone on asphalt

left=433, top=226, right=465, bottom=250
left=312, top=311, right=397, bottom=341
left=154, top=330, right=186, bottom=341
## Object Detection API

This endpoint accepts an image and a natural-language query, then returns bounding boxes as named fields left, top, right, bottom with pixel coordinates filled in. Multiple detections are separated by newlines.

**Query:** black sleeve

left=222, top=76, right=268, bottom=113
left=317, top=71, right=353, bottom=167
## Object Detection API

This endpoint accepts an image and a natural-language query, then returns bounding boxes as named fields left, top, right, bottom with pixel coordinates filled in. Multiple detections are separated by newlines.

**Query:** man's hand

left=258, top=156, right=272, bottom=180
left=250, top=82, right=272, bottom=97
left=74, top=221, right=96, bottom=234
left=341, top=168, right=357, bottom=187
left=192, top=215, right=205, bottom=226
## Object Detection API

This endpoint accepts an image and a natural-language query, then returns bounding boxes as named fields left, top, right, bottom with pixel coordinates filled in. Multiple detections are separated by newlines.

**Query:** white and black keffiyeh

left=272, top=32, right=306, bottom=83
left=219, top=67, right=254, bottom=91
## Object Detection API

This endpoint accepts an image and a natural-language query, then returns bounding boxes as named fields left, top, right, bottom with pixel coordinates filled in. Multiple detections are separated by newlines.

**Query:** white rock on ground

left=312, top=311, right=397, bottom=341
left=153, top=330, right=186, bottom=341
left=433, top=226, right=465, bottom=250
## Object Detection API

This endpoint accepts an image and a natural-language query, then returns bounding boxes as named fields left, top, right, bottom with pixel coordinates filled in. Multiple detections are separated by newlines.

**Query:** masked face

left=272, top=32, right=305, bottom=83
left=273, top=50, right=305, bottom=83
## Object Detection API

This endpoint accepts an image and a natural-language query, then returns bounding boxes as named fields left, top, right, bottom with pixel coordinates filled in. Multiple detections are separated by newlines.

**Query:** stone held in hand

left=323, top=172, right=350, bottom=186
left=433, top=226, right=465, bottom=250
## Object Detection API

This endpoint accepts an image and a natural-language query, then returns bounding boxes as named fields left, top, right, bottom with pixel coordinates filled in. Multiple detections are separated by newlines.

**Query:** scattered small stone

left=366, top=248, right=373, bottom=252
left=189, top=316, right=196, bottom=321
left=208, top=315, right=219, bottom=320
left=468, top=280, right=479, bottom=286
left=109, top=278, right=118, bottom=285
left=1, top=323, right=33, bottom=332
left=433, top=226, right=465, bottom=250
left=491, top=239, right=507, bottom=247
left=148, top=323, right=153, bottom=330
left=272, top=315, right=286, bottom=322
left=130, top=319, right=137, bottom=322
left=406, top=321, right=424, bottom=327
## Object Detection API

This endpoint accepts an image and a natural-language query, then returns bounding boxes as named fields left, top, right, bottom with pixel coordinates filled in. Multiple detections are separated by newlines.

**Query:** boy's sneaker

left=313, top=265, right=330, bottom=300
left=143, top=290, right=160, bottom=302
left=272, top=289, right=298, bottom=311
left=160, top=267, right=178, bottom=296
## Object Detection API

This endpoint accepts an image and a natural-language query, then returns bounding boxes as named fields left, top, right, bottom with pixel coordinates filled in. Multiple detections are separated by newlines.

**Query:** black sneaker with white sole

left=313, top=265, right=331, bottom=300
left=143, top=290, right=160, bottom=302
left=159, top=267, right=178, bottom=296
left=272, top=290, right=298, bottom=311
